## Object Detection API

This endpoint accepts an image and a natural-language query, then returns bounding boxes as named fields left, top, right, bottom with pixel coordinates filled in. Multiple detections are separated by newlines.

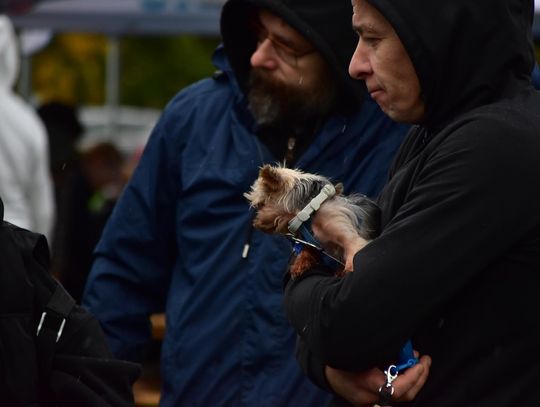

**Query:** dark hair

left=37, top=101, right=83, bottom=142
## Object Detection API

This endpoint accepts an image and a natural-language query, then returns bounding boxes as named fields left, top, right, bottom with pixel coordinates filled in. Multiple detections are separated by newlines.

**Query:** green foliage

left=32, top=33, right=220, bottom=108
left=120, top=35, right=220, bottom=108
left=32, top=36, right=538, bottom=108
left=32, top=34, right=107, bottom=105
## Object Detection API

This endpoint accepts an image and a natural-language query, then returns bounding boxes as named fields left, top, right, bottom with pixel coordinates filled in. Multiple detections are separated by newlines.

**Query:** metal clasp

left=385, top=365, right=398, bottom=385
left=379, top=364, right=398, bottom=395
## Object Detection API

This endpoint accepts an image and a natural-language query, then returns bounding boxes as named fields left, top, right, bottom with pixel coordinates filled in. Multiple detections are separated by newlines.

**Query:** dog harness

left=286, top=183, right=344, bottom=269
left=288, top=183, right=336, bottom=235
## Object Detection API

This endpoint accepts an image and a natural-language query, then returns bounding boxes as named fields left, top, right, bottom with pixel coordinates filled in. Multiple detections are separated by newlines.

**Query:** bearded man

left=82, top=0, right=409, bottom=405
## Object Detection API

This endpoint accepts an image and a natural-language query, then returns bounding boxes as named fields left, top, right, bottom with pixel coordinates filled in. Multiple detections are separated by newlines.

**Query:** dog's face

left=244, top=164, right=342, bottom=234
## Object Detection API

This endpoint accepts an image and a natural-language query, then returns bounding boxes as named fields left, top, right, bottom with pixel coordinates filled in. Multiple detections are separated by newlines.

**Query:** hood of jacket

left=0, top=15, right=18, bottom=91
left=220, top=0, right=365, bottom=112
left=366, top=0, right=536, bottom=129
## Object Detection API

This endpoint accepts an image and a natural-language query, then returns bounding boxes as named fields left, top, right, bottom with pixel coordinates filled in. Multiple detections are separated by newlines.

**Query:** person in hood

left=284, top=0, right=540, bottom=406
left=0, top=15, right=55, bottom=240
left=82, top=0, right=411, bottom=405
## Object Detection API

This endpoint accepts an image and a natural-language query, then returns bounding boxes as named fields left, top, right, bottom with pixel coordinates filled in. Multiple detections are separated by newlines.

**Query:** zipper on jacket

left=242, top=210, right=255, bottom=259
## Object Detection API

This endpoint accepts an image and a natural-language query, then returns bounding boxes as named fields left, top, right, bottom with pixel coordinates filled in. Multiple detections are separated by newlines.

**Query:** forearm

left=283, top=266, right=392, bottom=370
left=295, top=333, right=334, bottom=393
left=284, top=242, right=425, bottom=371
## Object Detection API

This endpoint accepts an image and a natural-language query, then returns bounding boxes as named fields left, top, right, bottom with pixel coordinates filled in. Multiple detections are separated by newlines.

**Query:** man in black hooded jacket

left=284, top=0, right=540, bottom=406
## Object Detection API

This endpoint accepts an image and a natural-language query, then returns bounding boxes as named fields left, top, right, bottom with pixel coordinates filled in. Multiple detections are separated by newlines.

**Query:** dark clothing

left=378, top=0, right=535, bottom=131
left=284, top=0, right=540, bottom=406
left=82, top=46, right=409, bottom=406
left=57, top=169, right=116, bottom=303
left=220, top=0, right=365, bottom=111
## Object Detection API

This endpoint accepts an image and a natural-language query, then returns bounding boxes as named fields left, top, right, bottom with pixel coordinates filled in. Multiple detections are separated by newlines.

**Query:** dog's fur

left=245, top=164, right=381, bottom=278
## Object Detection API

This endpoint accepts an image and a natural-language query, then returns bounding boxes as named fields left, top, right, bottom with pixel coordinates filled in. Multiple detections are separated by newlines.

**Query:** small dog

left=245, top=164, right=380, bottom=278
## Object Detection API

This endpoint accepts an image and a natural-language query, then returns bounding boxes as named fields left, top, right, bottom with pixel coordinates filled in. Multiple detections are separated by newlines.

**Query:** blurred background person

left=57, top=140, right=127, bottom=303
left=0, top=15, right=54, bottom=239
left=36, top=100, right=127, bottom=303
left=37, top=101, right=84, bottom=205
left=37, top=101, right=84, bottom=283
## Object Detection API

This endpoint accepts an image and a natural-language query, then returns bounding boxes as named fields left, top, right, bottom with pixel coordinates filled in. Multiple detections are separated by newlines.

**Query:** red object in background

left=1, top=0, right=42, bottom=15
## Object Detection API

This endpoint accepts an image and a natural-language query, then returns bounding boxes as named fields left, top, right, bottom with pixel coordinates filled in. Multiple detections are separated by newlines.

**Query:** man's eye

left=362, top=36, right=381, bottom=47
left=273, top=41, right=299, bottom=55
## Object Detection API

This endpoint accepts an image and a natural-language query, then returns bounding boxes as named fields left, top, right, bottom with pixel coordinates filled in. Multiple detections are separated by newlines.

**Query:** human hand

left=312, top=211, right=368, bottom=272
left=325, top=354, right=432, bottom=406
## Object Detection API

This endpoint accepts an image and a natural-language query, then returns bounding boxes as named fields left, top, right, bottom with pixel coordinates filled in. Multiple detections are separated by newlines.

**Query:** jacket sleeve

left=284, top=117, right=539, bottom=370
left=82, top=100, right=185, bottom=362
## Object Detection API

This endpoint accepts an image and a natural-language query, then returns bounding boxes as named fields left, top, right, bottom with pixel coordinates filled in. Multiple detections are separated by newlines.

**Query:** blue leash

left=288, top=223, right=344, bottom=270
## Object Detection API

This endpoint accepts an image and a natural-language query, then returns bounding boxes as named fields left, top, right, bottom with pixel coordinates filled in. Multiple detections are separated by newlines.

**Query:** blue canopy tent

left=9, top=0, right=221, bottom=36
left=10, top=0, right=539, bottom=38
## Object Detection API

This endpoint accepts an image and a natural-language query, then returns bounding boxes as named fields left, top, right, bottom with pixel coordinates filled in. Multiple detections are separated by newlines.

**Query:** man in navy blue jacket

left=533, top=61, right=540, bottom=89
left=82, top=0, right=410, bottom=405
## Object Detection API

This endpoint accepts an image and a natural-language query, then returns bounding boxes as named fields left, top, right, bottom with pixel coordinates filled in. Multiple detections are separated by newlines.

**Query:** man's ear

left=334, top=182, right=344, bottom=195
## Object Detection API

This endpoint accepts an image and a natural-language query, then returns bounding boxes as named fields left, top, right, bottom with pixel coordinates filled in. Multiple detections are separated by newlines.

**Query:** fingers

left=325, top=366, right=384, bottom=406
left=404, top=355, right=432, bottom=400
left=348, top=373, right=385, bottom=406
left=325, top=354, right=432, bottom=407
left=393, top=355, right=432, bottom=402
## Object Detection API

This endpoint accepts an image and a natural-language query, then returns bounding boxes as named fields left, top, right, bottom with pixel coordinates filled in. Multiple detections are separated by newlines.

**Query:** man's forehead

left=258, top=9, right=309, bottom=43
left=351, top=0, right=391, bottom=31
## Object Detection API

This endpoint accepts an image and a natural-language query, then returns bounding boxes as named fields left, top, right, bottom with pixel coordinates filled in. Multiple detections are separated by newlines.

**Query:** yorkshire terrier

left=245, top=165, right=419, bottom=371
left=244, top=164, right=380, bottom=278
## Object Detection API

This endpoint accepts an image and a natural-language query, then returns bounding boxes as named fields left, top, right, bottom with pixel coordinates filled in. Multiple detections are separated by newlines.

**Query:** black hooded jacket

left=220, top=0, right=365, bottom=112
left=284, top=0, right=540, bottom=406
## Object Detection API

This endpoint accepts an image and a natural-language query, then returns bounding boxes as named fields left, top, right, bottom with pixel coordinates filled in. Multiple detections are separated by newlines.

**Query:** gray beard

left=247, top=69, right=336, bottom=130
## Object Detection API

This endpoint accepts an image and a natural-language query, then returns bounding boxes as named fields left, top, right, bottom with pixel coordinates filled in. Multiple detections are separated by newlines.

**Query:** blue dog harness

left=286, top=184, right=344, bottom=269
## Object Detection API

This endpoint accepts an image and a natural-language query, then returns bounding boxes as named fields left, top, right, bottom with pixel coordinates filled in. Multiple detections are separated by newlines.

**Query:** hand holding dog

left=325, top=353, right=432, bottom=406
left=311, top=210, right=369, bottom=272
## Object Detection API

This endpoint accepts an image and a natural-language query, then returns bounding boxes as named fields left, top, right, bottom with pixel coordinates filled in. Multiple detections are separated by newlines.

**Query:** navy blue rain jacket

left=533, top=62, right=540, bottom=89
left=82, top=48, right=409, bottom=406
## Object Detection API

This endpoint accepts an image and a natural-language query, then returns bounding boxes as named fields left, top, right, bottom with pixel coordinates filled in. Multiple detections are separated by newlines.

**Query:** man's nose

left=250, top=38, right=279, bottom=69
left=349, top=40, right=372, bottom=80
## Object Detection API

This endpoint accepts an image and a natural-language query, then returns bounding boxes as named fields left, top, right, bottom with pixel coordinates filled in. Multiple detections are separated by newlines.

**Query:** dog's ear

left=334, top=182, right=344, bottom=195
left=259, top=164, right=284, bottom=193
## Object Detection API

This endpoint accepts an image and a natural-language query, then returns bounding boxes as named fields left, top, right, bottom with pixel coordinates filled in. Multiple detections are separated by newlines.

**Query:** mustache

left=247, top=68, right=337, bottom=129
left=249, top=68, right=294, bottom=94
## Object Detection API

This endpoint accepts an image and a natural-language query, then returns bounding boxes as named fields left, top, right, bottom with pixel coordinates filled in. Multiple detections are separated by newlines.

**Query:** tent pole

left=19, top=54, right=32, bottom=102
